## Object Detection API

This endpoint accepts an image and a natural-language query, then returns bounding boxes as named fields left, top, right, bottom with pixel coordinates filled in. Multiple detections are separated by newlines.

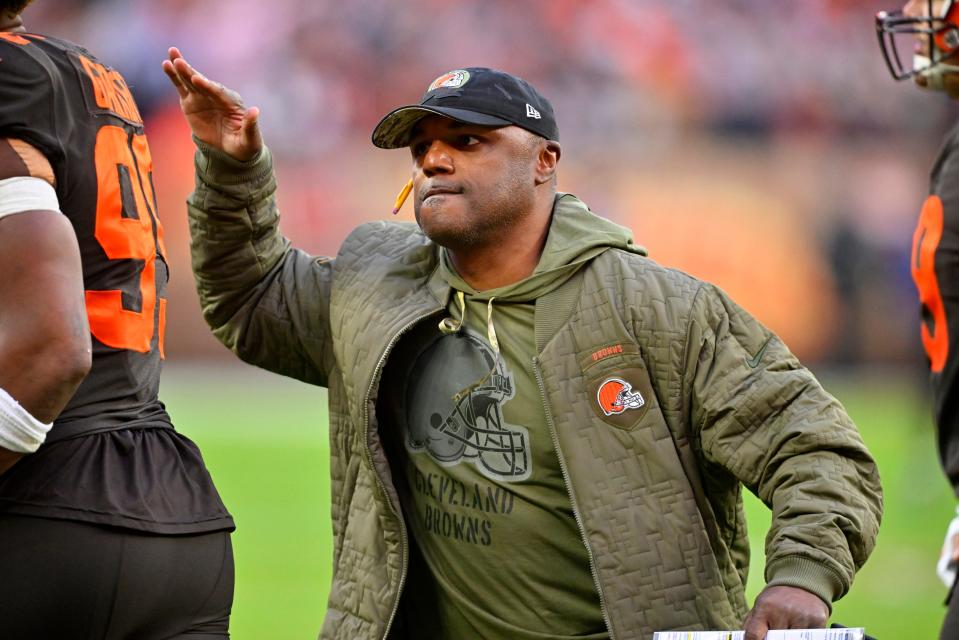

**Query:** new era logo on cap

left=371, top=67, right=559, bottom=148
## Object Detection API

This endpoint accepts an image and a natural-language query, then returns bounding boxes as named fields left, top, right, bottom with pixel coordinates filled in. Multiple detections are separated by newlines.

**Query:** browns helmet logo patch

left=596, top=377, right=645, bottom=416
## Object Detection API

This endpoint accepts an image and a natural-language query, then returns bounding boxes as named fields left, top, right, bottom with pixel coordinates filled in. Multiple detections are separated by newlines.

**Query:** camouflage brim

left=371, top=105, right=512, bottom=149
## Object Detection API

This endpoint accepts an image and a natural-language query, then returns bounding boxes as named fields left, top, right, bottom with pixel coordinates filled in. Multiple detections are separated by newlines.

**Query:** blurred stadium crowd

left=24, top=0, right=959, bottom=369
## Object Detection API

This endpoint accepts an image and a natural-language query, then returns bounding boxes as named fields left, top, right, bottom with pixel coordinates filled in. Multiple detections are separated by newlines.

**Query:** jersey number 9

left=912, top=195, right=948, bottom=373
left=84, top=125, right=167, bottom=356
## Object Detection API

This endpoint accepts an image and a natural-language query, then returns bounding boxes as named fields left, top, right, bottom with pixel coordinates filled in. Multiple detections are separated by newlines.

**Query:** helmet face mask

left=877, top=0, right=959, bottom=80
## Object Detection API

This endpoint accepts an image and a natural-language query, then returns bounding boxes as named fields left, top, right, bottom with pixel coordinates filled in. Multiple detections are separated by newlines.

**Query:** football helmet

left=596, top=378, right=645, bottom=417
left=877, top=1, right=959, bottom=82
left=405, top=330, right=530, bottom=482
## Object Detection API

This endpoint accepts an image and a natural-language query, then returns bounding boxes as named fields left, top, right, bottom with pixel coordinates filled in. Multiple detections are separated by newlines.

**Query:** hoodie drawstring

left=438, top=290, right=467, bottom=335
left=440, top=291, right=501, bottom=405
left=485, top=296, right=500, bottom=355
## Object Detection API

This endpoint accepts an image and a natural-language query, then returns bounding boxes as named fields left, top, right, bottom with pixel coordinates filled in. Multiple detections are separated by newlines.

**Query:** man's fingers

left=241, top=106, right=260, bottom=139
left=192, top=73, right=228, bottom=99
left=743, top=616, right=769, bottom=640
left=171, top=56, right=202, bottom=93
left=243, top=106, right=260, bottom=130
left=191, top=73, right=247, bottom=111
left=743, top=585, right=828, bottom=638
left=170, top=52, right=201, bottom=79
left=163, top=47, right=246, bottom=111
left=743, top=626, right=769, bottom=640
left=240, top=106, right=264, bottom=154
left=162, top=45, right=261, bottom=157
left=161, top=60, right=189, bottom=99
left=163, top=47, right=194, bottom=98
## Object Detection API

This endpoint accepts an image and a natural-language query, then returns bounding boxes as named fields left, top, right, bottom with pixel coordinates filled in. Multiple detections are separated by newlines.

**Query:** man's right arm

left=165, top=48, right=336, bottom=385
left=188, top=142, right=336, bottom=385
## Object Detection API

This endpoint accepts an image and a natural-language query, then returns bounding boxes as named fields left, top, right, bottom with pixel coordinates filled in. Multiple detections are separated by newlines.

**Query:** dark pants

left=0, top=514, right=234, bottom=639
left=944, top=575, right=959, bottom=640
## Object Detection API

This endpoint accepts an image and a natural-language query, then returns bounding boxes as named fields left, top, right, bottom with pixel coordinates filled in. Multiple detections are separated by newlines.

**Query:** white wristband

left=0, top=176, right=59, bottom=219
left=937, top=506, right=959, bottom=588
left=0, top=386, right=52, bottom=453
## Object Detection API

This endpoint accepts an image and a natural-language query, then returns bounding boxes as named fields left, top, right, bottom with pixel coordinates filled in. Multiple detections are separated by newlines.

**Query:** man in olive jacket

left=164, top=51, right=882, bottom=640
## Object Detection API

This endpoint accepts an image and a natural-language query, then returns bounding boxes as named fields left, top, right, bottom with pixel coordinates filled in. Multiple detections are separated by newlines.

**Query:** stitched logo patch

left=591, top=344, right=623, bottom=362
left=596, top=377, right=645, bottom=416
left=428, top=69, right=471, bottom=91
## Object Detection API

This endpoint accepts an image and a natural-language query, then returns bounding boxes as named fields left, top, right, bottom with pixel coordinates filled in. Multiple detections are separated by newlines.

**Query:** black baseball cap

left=371, top=67, right=559, bottom=149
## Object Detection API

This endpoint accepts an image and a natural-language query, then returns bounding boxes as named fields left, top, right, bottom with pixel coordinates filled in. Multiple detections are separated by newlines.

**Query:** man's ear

left=535, top=141, right=561, bottom=185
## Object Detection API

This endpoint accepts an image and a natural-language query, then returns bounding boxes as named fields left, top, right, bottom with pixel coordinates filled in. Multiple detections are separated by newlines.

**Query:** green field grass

left=162, top=364, right=953, bottom=639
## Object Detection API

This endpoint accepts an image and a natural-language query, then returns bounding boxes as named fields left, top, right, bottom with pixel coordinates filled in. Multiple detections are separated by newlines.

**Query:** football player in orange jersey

left=0, top=3, right=234, bottom=637
left=878, top=1, right=959, bottom=637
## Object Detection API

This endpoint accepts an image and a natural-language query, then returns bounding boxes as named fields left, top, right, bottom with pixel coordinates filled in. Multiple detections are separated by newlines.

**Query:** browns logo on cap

left=427, top=70, right=471, bottom=92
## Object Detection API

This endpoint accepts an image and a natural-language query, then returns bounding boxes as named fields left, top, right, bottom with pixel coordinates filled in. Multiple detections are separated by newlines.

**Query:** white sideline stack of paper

left=652, top=629, right=865, bottom=640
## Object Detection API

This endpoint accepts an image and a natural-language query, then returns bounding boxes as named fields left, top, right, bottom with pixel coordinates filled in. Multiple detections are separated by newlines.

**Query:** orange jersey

left=0, top=34, right=231, bottom=534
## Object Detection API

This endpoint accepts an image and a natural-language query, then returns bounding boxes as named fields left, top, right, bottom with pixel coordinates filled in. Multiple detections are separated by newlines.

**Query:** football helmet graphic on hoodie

left=405, top=330, right=530, bottom=482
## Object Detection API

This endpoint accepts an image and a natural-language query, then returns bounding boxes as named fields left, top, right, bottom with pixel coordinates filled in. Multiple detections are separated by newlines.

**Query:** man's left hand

left=742, top=585, right=829, bottom=640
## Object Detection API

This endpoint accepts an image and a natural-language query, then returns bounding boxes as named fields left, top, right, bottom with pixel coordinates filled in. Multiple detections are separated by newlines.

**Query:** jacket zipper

left=532, top=356, right=616, bottom=640
left=364, top=311, right=440, bottom=640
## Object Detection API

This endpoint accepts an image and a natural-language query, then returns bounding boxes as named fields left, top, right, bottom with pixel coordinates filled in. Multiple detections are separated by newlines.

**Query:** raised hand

left=742, top=585, right=830, bottom=640
left=162, top=47, right=263, bottom=161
